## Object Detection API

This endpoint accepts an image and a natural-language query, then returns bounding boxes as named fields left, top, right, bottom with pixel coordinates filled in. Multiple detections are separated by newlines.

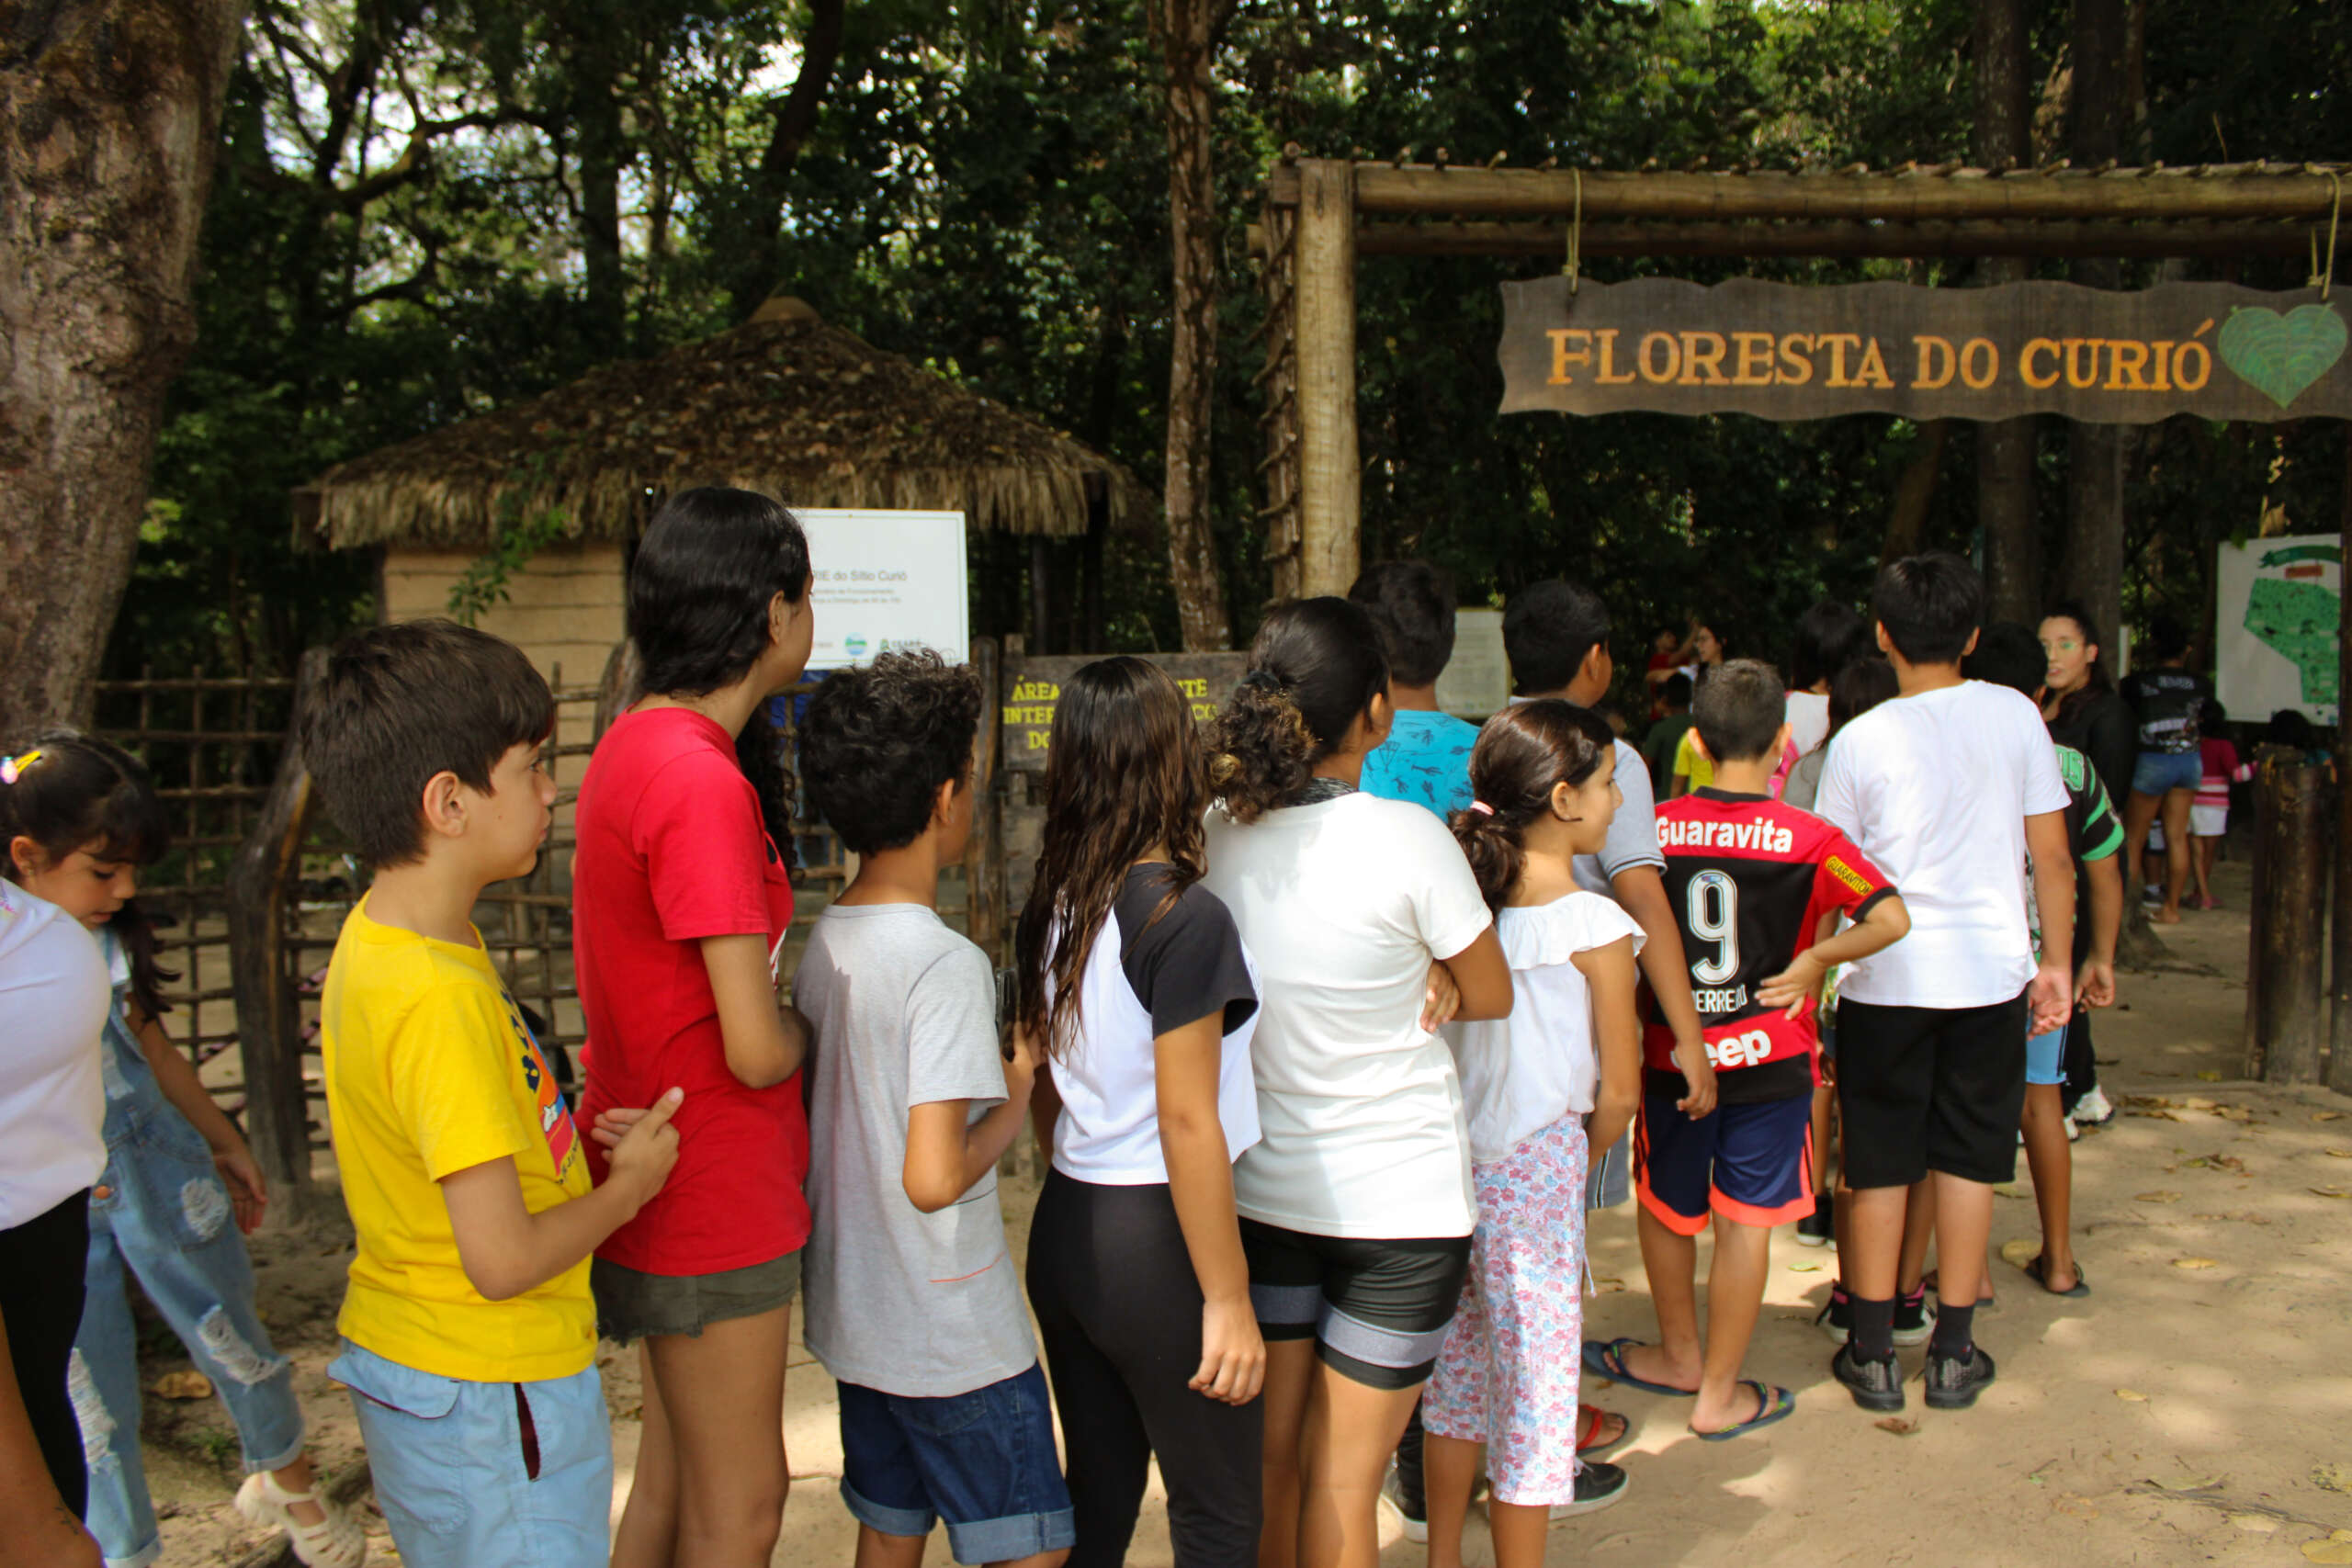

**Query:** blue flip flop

left=1689, top=1381, right=1796, bottom=1442
left=1580, top=1337, right=1698, bottom=1398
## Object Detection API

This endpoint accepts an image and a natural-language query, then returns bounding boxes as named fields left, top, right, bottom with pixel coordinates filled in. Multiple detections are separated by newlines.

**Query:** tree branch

left=756, top=0, right=845, bottom=191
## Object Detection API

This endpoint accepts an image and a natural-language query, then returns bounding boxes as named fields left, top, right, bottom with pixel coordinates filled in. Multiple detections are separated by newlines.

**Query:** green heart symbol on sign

left=2217, top=302, right=2348, bottom=409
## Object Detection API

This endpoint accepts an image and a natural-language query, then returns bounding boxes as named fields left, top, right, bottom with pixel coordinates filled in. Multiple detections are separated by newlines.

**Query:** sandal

left=235, top=1472, right=367, bottom=1568
left=1576, top=1402, right=1630, bottom=1454
left=2021, top=1254, right=2090, bottom=1298
left=1580, top=1337, right=1698, bottom=1398
left=1689, top=1381, right=1796, bottom=1442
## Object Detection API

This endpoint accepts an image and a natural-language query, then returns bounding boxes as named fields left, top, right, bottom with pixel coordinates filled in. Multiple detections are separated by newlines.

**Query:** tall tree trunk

left=1153, top=0, right=1234, bottom=650
left=0, top=0, right=247, bottom=735
left=730, top=0, right=844, bottom=318
left=1883, top=420, right=1951, bottom=562
left=1975, top=0, right=2039, bottom=622
left=576, top=60, right=627, bottom=357
left=2061, top=0, right=2132, bottom=646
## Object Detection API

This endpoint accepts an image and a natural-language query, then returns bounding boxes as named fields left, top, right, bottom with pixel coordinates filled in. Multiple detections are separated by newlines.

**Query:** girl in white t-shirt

left=1198, top=598, right=1512, bottom=1568
left=1017, top=656, right=1267, bottom=1568
left=1420, top=702, right=1646, bottom=1562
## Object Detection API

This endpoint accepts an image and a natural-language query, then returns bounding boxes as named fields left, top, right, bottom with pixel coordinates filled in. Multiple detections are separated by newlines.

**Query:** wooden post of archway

left=1295, top=160, right=1362, bottom=600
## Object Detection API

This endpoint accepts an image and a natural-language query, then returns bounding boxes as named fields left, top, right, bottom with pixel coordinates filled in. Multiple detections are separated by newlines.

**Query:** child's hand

left=2028, top=960, right=2075, bottom=1035
left=1192, top=1293, right=1266, bottom=1406
left=1005, top=1026, right=1043, bottom=1102
left=211, top=1143, right=268, bottom=1235
left=591, top=1106, right=652, bottom=1149
left=1673, top=1035, right=1718, bottom=1119
left=2075, top=956, right=2116, bottom=1010
left=1419, top=961, right=1462, bottom=1032
left=1757, top=953, right=1826, bottom=1019
left=607, top=1089, right=684, bottom=1203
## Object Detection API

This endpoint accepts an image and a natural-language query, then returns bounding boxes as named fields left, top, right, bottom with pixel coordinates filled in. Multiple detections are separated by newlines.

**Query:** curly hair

left=798, top=650, right=983, bottom=856
left=1015, top=658, right=1209, bottom=1060
left=1450, top=700, right=1615, bottom=909
left=1207, top=597, right=1388, bottom=824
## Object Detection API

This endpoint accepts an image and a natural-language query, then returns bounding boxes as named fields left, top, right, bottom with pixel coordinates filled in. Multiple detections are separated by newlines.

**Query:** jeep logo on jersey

left=1706, top=1029, right=1778, bottom=1070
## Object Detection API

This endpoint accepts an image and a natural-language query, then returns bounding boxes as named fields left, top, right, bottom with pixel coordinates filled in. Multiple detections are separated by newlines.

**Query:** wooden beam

left=1341, top=218, right=2320, bottom=260
left=1265, top=162, right=2351, bottom=224
left=1295, top=160, right=1361, bottom=599
left=963, top=635, right=1005, bottom=964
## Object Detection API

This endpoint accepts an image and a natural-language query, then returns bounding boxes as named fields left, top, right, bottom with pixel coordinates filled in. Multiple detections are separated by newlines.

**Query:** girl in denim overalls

left=3, top=735, right=361, bottom=1568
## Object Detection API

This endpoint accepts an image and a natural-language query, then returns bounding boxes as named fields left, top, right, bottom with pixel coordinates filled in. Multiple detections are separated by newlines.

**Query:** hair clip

left=0, top=750, right=40, bottom=785
left=1468, top=800, right=1495, bottom=816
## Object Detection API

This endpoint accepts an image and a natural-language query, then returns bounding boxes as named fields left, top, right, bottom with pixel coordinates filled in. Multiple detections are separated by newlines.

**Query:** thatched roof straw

left=299, top=305, right=1155, bottom=547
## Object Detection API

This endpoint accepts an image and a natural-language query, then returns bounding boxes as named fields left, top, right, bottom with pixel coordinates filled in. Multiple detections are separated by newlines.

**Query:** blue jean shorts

left=327, top=1340, right=612, bottom=1568
left=837, top=1361, right=1074, bottom=1565
left=2132, top=750, right=2200, bottom=796
left=2024, top=1023, right=2067, bottom=1087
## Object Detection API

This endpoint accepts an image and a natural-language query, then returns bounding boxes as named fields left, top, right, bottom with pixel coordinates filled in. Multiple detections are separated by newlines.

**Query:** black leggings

left=0, top=1190, right=92, bottom=1517
left=1026, top=1168, right=1262, bottom=1568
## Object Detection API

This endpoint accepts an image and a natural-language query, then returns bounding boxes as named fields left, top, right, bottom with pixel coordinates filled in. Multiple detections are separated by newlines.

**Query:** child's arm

left=1432, top=926, right=1513, bottom=1024
left=702, top=933, right=811, bottom=1089
left=2075, top=852, right=2121, bottom=1008
left=1572, top=935, right=1644, bottom=1156
left=1154, top=1014, right=1264, bottom=1406
left=1757, top=894, right=1911, bottom=1017
left=1609, top=865, right=1716, bottom=1118
left=903, top=1029, right=1039, bottom=1213
left=443, top=1089, right=683, bottom=1302
left=2024, top=809, right=2076, bottom=1034
left=126, top=1005, right=267, bottom=1233
left=1030, top=1056, right=1064, bottom=1165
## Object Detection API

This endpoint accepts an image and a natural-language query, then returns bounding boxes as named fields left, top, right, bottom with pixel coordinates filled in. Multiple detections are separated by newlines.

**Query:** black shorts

left=1835, top=992, right=2030, bottom=1189
left=1238, top=1219, right=1472, bottom=1392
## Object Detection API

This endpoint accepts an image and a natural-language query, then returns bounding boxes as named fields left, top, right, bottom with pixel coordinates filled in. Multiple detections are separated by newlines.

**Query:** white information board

left=797, top=509, right=969, bottom=669
left=2216, top=533, right=2340, bottom=726
left=1438, top=608, right=1510, bottom=718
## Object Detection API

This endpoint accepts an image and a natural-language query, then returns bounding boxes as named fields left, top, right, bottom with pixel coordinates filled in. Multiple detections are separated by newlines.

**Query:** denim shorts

left=2132, top=750, right=2201, bottom=796
left=836, top=1361, right=1074, bottom=1565
left=2025, top=1023, right=2068, bottom=1087
left=327, top=1340, right=612, bottom=1568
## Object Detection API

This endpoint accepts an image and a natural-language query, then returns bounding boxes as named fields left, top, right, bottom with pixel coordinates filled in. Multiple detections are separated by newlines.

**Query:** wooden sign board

left=1499, top=276, right=2352, bottom=423
left=1000, top=652, right=1250, bottom=773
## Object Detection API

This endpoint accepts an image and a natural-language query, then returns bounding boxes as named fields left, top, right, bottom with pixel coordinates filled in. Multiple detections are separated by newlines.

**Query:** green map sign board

left=2217, top=535, right=2340, bottom=726
left=1498, top=277, right=2352, bottom=423
left=1001, top=653, right=1249, bottom=772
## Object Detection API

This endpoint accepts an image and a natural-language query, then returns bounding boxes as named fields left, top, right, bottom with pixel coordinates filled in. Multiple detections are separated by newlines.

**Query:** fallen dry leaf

left=2312, top=1463, right=2352, bottom=1494
left=2136, top=1190, right=2183, bottom=1203
left=2311, top=1187, right=2349, bottom=1199
left=1787, top=1260, right=1823, bottom=1272
left=1874, top=1416, right=1919, bottom=1437
left=1998, top=1237, right=2042, bottom=1269
left=2126, top=1109, right=2185, bottom=1122
left=2115, top=1388, right=2148, bottom=1402
left=150, top=1371, right=211, bottom=1401
left=2302, top=1533, right=2352, bottom=1565
left=2172, top=1257, right=2220, bottom=1269
left=2053, top=1495, right=2099, bottom=1519
left=2234, top=1514, right=2280, bottom=1534
left=2314, top=1111, right=2346, bottom=1122
left=2324, top=1148, right=2352, bottom=1158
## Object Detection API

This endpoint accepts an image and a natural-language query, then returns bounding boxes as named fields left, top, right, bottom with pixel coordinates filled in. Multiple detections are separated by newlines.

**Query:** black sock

left=1932, top=1302, right=1976, bottom=1359
left=1853, top=1295, right=1896, bottom=1360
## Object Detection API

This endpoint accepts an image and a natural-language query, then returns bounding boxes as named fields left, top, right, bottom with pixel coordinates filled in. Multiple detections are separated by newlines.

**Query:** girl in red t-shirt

left=574, top=487, right=817, bottom=1568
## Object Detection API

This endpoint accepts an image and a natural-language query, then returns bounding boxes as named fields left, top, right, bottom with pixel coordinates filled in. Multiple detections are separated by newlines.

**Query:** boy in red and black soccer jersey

left=1588, top=660, right=1910, bottom=1440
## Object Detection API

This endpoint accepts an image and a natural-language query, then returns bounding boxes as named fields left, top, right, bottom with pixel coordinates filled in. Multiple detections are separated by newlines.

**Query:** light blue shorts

left=2025, top=1024, right=2067, bottom=1087
left=327, top=1339, right=612, bottom=1568
left=2132, top=750, right=2200, bottom=796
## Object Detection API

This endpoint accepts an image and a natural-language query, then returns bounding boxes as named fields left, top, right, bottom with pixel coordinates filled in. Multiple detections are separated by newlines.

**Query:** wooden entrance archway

left=1250, top=153, right=2348, bottom=598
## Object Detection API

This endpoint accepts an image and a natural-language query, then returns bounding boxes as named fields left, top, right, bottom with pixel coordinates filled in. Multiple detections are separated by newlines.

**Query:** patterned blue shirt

left=1361, top=708, right=1481, bottom=818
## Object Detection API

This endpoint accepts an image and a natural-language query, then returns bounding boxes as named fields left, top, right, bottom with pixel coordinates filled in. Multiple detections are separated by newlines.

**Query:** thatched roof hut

left=298, top=299, right=1154, bottom=547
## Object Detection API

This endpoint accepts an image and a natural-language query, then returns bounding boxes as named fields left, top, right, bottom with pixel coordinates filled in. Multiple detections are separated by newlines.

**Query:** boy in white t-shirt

left=1813, top=554, right=2075, bottom=1415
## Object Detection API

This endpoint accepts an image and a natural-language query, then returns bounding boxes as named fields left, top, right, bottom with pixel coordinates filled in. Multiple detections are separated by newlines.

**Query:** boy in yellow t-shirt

left=304, top=621, right=684, bottom=1568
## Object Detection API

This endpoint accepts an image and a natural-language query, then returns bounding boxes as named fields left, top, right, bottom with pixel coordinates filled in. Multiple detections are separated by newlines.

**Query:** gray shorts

left=592, top=1251, right=800, bottom=1345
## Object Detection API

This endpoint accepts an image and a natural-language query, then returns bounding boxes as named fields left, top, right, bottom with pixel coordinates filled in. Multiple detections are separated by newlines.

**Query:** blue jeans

left=328, top=1340, right=613, bottom=1568
left=838, top=1362, right=1075, bottom=1565
left=74, top=1005, right=304, bottom=1568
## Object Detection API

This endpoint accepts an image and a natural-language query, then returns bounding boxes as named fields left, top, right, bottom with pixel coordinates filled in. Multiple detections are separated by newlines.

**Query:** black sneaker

left=1795, top=1191, right=1834, bottom=1247
left=1548, top=1461, right=1631, bottom=1518
left=1924, top=1345, right=1997, bottom=1409
left=1891, top=1283, right=1932, bottom=1347
left=1815, top=1283, right=1852, bottom=1344
left=1831, top=1342, right=1905, bottom=1412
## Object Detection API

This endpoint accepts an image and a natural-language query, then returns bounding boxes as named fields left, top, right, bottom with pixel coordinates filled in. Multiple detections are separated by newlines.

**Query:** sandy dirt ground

left=142, top=855, right=2352, bottom=1568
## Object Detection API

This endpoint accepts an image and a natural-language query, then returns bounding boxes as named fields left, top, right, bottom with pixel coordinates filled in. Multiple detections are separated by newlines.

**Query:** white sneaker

left=2064, top=1114, right=2079, bottom=1142
left=2074, top=1085, right=2116, bottom=1125
left=1381, top=1460, right=1429, bottom=1544
left=235, top=1472, right=367, bottom=1568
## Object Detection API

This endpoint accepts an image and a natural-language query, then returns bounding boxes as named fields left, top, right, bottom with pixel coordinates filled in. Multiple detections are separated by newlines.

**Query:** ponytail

left=0, top=730, right=177, bottom=1016
left=1208, top=598, right=1389, bottom=825
left=1448, top=700, right=1615, bottom=910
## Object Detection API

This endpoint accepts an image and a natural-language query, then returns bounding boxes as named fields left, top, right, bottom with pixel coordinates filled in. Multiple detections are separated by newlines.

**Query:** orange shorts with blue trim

left=1634, top=1090, right=1815, bottom=1235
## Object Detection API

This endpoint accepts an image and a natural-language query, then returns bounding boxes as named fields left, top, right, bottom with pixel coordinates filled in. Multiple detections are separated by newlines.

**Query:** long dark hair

left=1015, top=659, right=1210, bottom=1060
left=1450, top=701, right=1616, bottom=910
left=1826, top=656, right=1899, bottom=740
left=0, top=731, right=177, bottom=1018
left=628, top=486, right=812, bottom=852
left=1207, top=598, right=1389, bottom=824
left=2041, top=598, right=2114, bottom=726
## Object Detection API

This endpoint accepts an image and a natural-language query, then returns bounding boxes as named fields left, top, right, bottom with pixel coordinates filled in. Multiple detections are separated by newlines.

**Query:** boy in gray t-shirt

left=794, top=653, right=1071, bottom=1568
